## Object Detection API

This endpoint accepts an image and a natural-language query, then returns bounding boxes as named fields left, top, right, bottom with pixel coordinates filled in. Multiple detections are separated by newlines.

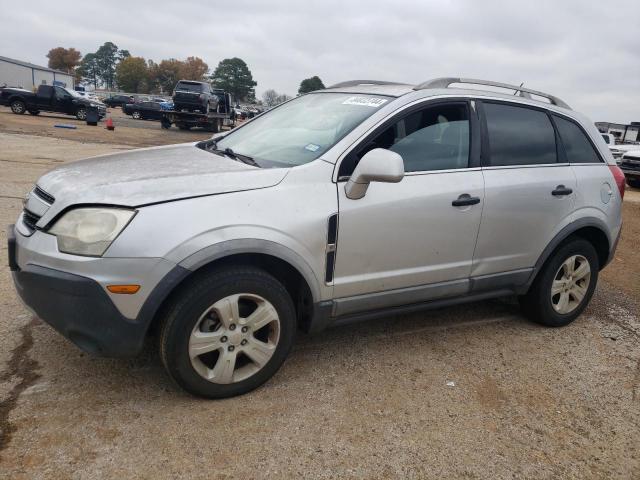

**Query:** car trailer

left=161, top=110, right=235, bottom=132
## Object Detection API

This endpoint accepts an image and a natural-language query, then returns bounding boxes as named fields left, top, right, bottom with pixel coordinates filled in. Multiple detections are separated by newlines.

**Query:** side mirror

left=344, top=148, right=404, bottom=199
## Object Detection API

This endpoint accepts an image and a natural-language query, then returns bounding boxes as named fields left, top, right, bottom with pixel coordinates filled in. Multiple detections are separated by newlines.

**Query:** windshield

left=215, top=92, right=391, bottom=167
left=65, top=88, right=83, bottom=98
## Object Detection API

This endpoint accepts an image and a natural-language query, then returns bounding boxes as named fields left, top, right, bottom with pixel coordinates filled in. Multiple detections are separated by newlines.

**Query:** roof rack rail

left=414, top=77, right=571, bottom=109
left=329, top=80, right=401, bottom=88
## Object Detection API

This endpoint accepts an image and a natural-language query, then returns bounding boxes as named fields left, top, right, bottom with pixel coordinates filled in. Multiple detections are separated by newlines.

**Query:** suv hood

left=37, top=143, right=287, bottom=210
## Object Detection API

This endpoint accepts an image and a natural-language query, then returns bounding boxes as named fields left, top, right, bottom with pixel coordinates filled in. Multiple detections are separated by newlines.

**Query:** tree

left=180, top=56, right=208, bottom=81
left=93, top=42, right=129, bottom=89
left=116, top=56, right=149, bottom=93
left=262, top=89, right=280, bottom=107
left=150, top=58, right=184, bottom=94
left=262, top=89, right=290, bottom=107
left=298, top=76, right=325, bottom=94
left=46, top=47, right=82, bottom=74
left=210, top=58, right=257, bottom=101
left=77, top=53, right=100, bottom=89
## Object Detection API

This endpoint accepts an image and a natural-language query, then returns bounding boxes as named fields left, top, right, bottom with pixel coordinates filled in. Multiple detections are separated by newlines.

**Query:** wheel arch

left=524, top=218, right=612, bottom=292
left=141, top=242, right=321, bottom=339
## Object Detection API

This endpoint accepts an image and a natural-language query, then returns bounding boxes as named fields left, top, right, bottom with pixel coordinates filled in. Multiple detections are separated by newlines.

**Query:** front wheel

left=520, top=238, right=598, bottom=327
left=10, top=100, right=26, bottom=114
left=75, top=107, right=87, bottom=120
left=132, top=110, right=141, bottom=120
left=159, top=266, right=296, bottom=398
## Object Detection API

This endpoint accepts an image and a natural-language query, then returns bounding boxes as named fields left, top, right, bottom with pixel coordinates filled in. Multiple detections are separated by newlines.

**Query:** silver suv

left=9, top=77, right=625, bottom=398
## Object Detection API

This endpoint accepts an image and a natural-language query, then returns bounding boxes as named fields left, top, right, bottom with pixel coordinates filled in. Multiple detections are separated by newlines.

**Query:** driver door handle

left=452, top=194, right=481, bottom=207
left=552, top=185, right=573, bottom=196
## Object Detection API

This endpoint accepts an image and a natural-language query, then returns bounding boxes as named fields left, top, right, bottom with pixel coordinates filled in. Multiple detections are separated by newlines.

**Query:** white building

left=0, top=55, right=74, bottom=91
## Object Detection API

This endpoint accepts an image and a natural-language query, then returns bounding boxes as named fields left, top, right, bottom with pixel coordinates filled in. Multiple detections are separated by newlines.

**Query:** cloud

left=2, top=0, right=638, bottom=122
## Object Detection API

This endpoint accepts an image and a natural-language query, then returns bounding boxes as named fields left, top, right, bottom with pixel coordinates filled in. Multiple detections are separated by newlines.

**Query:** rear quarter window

left=483, top=102, right=557, bottom=166
left=554, top=116, right=602, bottom=164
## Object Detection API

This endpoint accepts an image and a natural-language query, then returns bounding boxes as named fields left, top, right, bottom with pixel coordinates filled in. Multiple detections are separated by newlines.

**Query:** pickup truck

left=0, top=84, right=106, bottom=120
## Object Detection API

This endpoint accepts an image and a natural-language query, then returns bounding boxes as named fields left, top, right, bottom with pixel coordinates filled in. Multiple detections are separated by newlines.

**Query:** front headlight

left=49, top=208, right=135, bottom=256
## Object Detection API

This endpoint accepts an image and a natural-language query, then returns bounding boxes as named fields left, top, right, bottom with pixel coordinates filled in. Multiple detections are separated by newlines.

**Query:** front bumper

left=12, top=263, right=147, bottom=356
left=8, top=224, right=187, bottom=357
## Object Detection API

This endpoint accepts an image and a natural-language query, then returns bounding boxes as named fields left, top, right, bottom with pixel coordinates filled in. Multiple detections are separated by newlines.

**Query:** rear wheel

left=10, top=100, right=26, bottom=114
left=520, top=238, right=598, bottom=327
left=159, top=266, right=296, bottom=398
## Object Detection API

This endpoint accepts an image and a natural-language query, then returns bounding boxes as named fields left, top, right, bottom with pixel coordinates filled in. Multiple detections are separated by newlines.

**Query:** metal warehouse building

left=0, top=55, right=74, bottom=91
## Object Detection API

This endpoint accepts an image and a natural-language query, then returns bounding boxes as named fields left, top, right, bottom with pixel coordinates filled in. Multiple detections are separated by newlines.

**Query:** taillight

left=608, top=165, right=626, bottom=199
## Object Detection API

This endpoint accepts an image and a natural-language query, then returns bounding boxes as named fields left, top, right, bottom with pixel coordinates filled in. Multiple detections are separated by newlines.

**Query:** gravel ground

left=0, top=111, right=639, bottom=479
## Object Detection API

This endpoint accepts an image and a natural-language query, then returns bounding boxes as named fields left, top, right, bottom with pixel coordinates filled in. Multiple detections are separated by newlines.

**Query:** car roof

left=323, top=78, right=572, bottom=112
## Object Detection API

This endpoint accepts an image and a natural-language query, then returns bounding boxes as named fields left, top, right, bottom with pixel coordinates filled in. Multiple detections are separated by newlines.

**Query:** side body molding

left=178, top=238, right=323, bottom=303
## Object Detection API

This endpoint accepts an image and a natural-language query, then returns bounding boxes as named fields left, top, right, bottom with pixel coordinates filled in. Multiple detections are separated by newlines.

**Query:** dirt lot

left=0, top=107, right=639, bottom=479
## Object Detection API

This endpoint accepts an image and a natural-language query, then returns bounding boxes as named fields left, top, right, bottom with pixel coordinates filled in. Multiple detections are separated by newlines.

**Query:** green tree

left=116, top=56, right=149, bottom=93
left=93, top=42, right=129, bottom=89
left=77, top=53, right=100, bottom=89
left=46, top=47, right=82, bottom=74
left=298, top=76, right=325, bottom=94
left=210, top=57, right=257, bottom=101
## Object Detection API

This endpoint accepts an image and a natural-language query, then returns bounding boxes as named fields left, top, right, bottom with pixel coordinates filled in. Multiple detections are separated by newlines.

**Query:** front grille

left=22, top=186, right=54, bottom=232
left=33, top=185, right=54, bottom=204
left=22, top=209, right=41, bottom=232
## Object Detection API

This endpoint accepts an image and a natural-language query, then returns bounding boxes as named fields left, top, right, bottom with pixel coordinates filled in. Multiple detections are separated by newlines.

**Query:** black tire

left=627, top=178, right=640, bottom=189
left=160, top=117, right=172, bottom=129
left=159, top=266, right=296, bottom=398
left=10, top=99, right=26, bottom=114
left=520, top=238, right=599, bottom=327
left=131, top=111, right=141, bottom=120
left=28, top=110, right=40, bottom=115
left=75, top=107, right=87, bottom=120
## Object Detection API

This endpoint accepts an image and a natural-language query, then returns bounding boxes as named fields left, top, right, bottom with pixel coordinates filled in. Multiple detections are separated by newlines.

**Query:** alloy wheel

left=551, top=254, right=591, bottom=314
left=188, top=293, right=280, bottom=384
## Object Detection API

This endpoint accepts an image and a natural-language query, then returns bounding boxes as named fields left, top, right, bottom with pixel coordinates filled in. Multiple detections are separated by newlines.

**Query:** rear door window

left=483, top=102, right=557, bottom=166
left=554, top=116, right=602, bottom=164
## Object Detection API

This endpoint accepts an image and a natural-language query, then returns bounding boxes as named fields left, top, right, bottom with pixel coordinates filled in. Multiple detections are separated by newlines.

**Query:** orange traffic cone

left=105, top=118, right=115, bottom=131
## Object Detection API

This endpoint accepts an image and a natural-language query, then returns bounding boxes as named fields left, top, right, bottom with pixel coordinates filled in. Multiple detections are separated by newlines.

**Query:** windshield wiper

left=202, top=140, right=260, bottom=167
left=222, top=147, right=260, bottom=167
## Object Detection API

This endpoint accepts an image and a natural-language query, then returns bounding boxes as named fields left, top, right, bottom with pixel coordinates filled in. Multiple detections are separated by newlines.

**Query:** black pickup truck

left=0, top=84, right=106, bottom=120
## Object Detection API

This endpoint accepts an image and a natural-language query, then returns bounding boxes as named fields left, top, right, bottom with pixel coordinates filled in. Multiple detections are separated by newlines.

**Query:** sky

left=2, top=0, right=638, bottom=123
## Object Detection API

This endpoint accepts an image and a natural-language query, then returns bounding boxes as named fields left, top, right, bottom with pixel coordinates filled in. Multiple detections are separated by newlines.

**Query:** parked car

left=0, top=84, right=106, bottom=120
left=8, top=77, right=624, bottom=399
left=602, top=133, right=624, bottom=163
left=172, top=80, right=219, bottom=113
left=122, top=101, right=165, bottom=120
left=103, top=95, right=135, bottom=108
left=619, top=150, right=640, bottom=188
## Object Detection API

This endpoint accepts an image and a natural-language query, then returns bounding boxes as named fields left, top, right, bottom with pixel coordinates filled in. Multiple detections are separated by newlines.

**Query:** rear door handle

left=552, top=185, right=573, bottom=196
left=452, top=194, right=481, bottom=207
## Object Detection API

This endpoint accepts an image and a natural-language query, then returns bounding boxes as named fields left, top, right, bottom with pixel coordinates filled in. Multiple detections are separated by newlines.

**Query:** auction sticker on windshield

left=342, top=96, right=388, bottom=108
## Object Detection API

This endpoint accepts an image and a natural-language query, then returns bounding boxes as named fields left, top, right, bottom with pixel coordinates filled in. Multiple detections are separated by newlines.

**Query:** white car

left=601, top=133, right=637, bottom=164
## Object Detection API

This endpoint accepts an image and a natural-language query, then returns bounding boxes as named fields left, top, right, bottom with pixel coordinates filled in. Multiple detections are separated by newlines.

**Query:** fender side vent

left=325, top=214, right=338, bottom=284
left=325, top=251, right=336, bottom=283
